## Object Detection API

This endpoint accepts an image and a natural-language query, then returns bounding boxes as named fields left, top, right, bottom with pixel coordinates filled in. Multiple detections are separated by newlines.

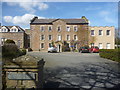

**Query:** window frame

left=106, top=30, right=110, bottom=36
left=48, top=35, right=52, bottom=40
left=99, top=30, right=103, bottom=36
left=74, top=26, right=78, bottom=32
left=41, top=35, right=45, bottom=40
left=91, top=30, right=95, bottom=36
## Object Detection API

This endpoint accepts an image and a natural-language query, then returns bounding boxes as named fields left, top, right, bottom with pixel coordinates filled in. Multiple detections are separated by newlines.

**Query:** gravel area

left=28, top=52, right=120, bottom=89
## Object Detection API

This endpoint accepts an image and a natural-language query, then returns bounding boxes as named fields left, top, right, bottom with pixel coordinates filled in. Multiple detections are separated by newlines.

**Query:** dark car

left=79, top=47, right=90, bottom=53
left=89, top=46, right=99, bottom=53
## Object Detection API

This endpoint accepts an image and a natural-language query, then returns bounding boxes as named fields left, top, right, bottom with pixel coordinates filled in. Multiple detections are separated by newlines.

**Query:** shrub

left=19, top=48, right=26, bottom=56
left=2, top=44, right=20, bottom=59
left=99, top=48, right=120, bottom=62
left=4, top=39, right=15, bottom=44
left=27, top=47, right=32, bottom=52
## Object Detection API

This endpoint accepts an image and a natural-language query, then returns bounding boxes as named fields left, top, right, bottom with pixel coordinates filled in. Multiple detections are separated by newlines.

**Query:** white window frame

left=91, top=30, right=95, bottom=36
left=74, top=26, right=78, bottom=32
left=106, top=30, right=111, bottom=36
left=48, top=26, right=52, bottom=32
left=66, top=26, right=70, bottom=32
left=48, top=35, right=52, bottom=40
left=41, top=43, right=44, bottom=49
left=40, top=26, right=44, bottom=32
left=49, top=43, right=52, bottom=47
left=99, top=43, right=103, bottom=49
left=66, top=35, right=70, bottom=41
left=99, top=30, right=103, bottom=36
left=106, top=43, right=111, bottom=49
left=57, top=26, right=61, bottom=32
left=41, top=35, right=45, bottom=40
left=74, top=35, right=78, bottom=41
left=58, top=35, right=62, bottom=41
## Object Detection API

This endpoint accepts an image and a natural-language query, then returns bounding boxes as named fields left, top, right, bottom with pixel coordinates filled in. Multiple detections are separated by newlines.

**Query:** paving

left=27, top=52, right=120, bottom=89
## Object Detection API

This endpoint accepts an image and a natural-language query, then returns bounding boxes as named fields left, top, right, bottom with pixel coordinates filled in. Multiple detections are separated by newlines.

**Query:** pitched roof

left=30, top=18, right=88, bottom=24
left=0, top=26, right=25, bottom=32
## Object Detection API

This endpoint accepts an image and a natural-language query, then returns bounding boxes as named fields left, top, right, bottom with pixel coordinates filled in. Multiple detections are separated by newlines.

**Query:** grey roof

left=31, top=18, right=88, bottom=24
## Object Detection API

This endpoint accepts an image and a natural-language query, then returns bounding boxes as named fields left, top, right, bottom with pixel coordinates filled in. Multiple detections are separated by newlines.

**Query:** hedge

left=99, top=48, right=120, bottom=62
left=2, top=44, right=26, bottom=59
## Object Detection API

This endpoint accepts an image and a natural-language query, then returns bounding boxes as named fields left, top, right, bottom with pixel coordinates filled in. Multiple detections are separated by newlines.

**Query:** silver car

left=48, top=47, right=57, bottom=53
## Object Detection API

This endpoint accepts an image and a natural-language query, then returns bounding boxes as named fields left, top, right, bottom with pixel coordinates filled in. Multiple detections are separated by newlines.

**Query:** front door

left=57, top=44, right=61, bottom=52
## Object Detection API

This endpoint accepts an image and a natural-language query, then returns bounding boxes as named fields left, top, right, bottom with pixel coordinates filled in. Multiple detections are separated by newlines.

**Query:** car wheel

left=48, top=51, right=50, bottom=53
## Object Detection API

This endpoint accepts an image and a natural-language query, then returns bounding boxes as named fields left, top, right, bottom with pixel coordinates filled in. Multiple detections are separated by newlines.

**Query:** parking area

left=27, top=52, right=120, bottom=89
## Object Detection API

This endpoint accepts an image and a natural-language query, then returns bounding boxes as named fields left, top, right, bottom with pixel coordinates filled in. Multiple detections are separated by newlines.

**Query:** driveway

left=27, top=52, right=120, bottom=89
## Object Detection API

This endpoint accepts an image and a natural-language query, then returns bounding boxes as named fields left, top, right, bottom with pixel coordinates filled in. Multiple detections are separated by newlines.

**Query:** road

left=28, top=52, right=120, bottom=89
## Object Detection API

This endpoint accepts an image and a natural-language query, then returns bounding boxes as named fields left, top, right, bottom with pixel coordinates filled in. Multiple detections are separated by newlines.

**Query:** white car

left=48, top=47, right=57, bottom=53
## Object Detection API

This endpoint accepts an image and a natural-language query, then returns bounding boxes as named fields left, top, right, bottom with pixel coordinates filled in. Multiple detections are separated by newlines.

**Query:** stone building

left=0, top=26, right=25, bottom=48
left=89, top=26, right=115, bottom=49
left=30, top=16, right=89, bottom=52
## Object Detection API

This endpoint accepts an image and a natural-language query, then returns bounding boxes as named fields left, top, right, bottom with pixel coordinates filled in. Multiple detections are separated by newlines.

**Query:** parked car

left=89, top=46, right=99, bottom=53
left=79, top=46, right=90, bottom=53
left=48, top=47, right=57, bottom=53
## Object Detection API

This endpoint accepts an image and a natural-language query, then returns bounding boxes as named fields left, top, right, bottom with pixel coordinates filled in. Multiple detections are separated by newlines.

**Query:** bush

left=2, top=44, right=20, bottom=59
left=99, top=49, right=120, bottom=62
left=2, top=44, right=26, bottom=60
left=4, top=39, right=15, bottom=44
left=19, top=48, right=26, bottom=56
left=27, top=47, right=32, bottom=52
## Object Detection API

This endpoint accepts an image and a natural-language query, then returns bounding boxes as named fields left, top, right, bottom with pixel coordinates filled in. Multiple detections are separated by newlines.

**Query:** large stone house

left=30, top=16, right=89, bottom=52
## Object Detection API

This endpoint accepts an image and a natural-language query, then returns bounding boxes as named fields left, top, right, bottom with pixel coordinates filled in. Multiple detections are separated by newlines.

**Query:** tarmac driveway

left=28, top=52, right=120, bottom=89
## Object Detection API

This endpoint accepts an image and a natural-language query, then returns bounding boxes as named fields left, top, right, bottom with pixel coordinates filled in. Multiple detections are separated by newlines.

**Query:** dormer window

left=10, top=28, right=17, bottom=32
left=1, top=28, right=7, bottom=32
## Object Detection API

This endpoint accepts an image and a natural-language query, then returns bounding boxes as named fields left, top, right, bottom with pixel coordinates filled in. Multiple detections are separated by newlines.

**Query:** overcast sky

left=1, top=1, right=118, bottom=29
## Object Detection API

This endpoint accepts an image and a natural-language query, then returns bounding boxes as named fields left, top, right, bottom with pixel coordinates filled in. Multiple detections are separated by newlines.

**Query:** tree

left=76, top=25, right=89, bottom=48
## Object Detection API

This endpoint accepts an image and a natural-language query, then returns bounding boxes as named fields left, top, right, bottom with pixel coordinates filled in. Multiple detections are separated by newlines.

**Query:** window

left=41, top=43, right=44, bottom=49
left=106, top=30, right=110, bottom=35
left=17, top=40, right=21, bottom=48
left=2, top=29, right=7, bottom=32
left=40, top=26, right=44, bottom=32
left=66, top=26, right=70, bottom=32
left=99, top=43, right=103, bottom=49
left=49, top=43, right=52, bottom=47
left=91, top=43, right=94, bottom=47
left=99, top=30, right=102, bottom=35
left=106, top=43, right=110, bottom=49
left=74, top=26, right=78, bottom=32
left=1, top=38, right=5, bottom=45
left=58, top=35, right=61, bottom=41
left=41, top=35, right=45, bottom=40
left=48, top=35, right=52, bottom=40
left=91, top=30, right=94, bottom=36
left=14, top=29, right=16, bottom=32
left=74, top=35, right=77, bottom=40
left=48, top=26, right=52, bottom=32
left=57, top=26, right=61, bottom=32
left=66, top=35, right=70, bottom=41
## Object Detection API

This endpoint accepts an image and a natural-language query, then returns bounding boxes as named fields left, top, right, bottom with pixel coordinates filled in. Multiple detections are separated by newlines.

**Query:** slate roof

left=30, top=18, right=88, bottom=24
